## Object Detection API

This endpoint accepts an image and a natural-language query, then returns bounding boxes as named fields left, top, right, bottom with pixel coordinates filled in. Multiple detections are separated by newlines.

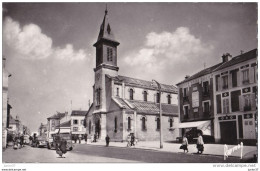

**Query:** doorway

left=220, top=121, right=237, bottom=144
left=95, top=119, right=101, bottom=139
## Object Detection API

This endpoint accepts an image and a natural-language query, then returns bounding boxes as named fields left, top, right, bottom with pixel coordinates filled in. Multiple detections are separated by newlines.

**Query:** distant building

left=213, top=49, right=257, bottom=145
left=85, top=9, right=179, bottom=142
left=38, top=123, right=47, bottom=137
left=70, top=110, right=87, bottom=139
left=46, top=112, right=66, bottom=139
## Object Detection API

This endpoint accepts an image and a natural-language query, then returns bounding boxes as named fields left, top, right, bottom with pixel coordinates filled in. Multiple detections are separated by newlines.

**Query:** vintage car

left=47, top=133, right=73, bottom=151
left=23, top=135, right=30, bottom=145
left=36, top=136, right=48, bottom=148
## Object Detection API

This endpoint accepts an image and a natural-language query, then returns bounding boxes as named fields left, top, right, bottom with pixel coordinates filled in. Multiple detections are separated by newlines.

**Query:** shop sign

left=218, top=115, right=236, bottom=120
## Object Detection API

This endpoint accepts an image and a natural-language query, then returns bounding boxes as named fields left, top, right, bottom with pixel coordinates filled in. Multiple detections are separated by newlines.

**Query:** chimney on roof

left=222, top=53, right=232, bottom=63
left=185, top=75, right=190, bottom=79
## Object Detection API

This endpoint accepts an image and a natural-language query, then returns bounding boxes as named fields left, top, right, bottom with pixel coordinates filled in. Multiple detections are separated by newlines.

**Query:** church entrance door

left=95, top=119, right=101, bottom=139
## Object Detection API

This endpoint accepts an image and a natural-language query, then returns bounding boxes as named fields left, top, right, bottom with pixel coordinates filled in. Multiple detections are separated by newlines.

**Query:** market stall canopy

left=174, top=120, right=211, bottom=129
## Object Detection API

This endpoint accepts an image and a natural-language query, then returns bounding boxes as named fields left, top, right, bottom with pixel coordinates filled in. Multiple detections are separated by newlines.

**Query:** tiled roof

left=109, top=75, right=178, bottom=93
left=58, top=120, right=71, bottom=128
left=213, top=48, right=257, bottom=71
left=176, top=63, right=222, bottom=85
left=71, top=110, right=88, bottom=116
left=47, top=113, right=66, bottom=120
left=112, top=97, right=178, bottom=116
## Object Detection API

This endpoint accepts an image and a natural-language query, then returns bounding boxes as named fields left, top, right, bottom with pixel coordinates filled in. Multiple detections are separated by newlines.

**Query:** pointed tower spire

left=94, top=5, right=119, bottom=44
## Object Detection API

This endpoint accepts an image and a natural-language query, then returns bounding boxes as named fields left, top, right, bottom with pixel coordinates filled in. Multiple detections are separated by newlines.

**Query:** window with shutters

left=231, top=70, right=238, bottom=87
left=231, top=90, right=241, bottom=112
left=216, top=75, right=220, bottom=91
left=216, top=94, right=222, bottom=114
left=183, top=87, right=189, bottom=102
left=183, top=105, right=189, bottom=119
left=222, top=75, right=228, bottom=89
left=222, top=98, right=229, bottom=114
left=203, top=81, right=209, bottom=96
left=242, top=69, right=249, bottom=84
left=203, top=101, right=210, bottom=115
left=239, top=94, right=256, bottom=112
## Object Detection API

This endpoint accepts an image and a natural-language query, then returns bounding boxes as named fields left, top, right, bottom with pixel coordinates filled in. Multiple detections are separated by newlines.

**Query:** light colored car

left=23, top=135, right=30, bottom=145
left=36, top=136, right=48, bottom=148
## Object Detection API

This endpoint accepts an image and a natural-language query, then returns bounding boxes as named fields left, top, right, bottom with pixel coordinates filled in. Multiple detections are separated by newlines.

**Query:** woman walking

left=196, top=132, right=204, bottom=154
left=181, top=135, right=189, bottom=153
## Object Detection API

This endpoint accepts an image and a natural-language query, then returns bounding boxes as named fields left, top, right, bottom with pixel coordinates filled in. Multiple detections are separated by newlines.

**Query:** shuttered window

left=231, top=90, right=241, bottom=112
left=216, top=94, right=222, bottom=114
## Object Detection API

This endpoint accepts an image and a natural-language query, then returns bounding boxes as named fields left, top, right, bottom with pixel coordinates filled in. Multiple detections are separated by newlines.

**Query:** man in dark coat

left=130, top=134, right=135, bottom=147
left=105, top=135, right=110, bottom=147
left=59, top=139, right=67, bottom=158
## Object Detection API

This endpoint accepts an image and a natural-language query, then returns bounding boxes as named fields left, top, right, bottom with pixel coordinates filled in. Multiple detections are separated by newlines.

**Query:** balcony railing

left=244, top=105, right=252, bottom=111
left=203, top=91, right=210, bottom=97
left=183, top=96, right=189, bottom=102
left=242, top=80, right=250, bottom=85
left=222, top=85, right=228, bottom=90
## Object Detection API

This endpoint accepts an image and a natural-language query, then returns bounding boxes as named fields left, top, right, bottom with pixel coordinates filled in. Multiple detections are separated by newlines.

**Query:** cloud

left=3, top=16, right=87, bottom=62
left=121, top=27, right=214, bottom=84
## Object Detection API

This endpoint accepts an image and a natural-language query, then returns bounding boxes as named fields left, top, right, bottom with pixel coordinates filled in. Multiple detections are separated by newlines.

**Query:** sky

left=2, top=3, right=257, bottom=132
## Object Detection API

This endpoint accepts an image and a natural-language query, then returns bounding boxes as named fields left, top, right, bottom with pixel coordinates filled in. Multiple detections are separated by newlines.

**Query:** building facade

left=46, top=112, right=66, bottom=139
left=177, top=49, right=257, bottom=145
left=85, top=9, right=179, bottom=142
left=176, top=64, right=220, bottom=138
left=70, top=110, right=87, bottom=139
left=213, top=49, right=257, bottom=145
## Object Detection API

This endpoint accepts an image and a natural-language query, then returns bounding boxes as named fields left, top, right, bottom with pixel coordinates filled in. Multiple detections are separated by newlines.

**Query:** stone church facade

left=85, top=9, right=179, bottom=142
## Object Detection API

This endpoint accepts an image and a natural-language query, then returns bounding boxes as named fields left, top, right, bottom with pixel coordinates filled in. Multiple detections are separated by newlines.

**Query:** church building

left=85, top=8, right=179, bottom=142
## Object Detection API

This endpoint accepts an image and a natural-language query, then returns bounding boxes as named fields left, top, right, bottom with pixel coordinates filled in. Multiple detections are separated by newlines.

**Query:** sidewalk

left=86, top=140, right=257, bottom=158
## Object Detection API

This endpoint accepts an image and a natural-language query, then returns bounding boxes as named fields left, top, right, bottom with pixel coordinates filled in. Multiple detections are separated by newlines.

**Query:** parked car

left=36, top=136, right=48, bottom=148
left=47, top=133, right=73, bottom=151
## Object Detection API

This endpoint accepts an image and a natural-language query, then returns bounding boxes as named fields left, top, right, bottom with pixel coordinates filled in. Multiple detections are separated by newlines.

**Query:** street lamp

left=152, top=79, right=163, bottom=149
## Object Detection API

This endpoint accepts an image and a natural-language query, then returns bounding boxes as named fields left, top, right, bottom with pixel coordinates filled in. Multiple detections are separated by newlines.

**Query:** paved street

left=3, top=143, right=240, bottom=163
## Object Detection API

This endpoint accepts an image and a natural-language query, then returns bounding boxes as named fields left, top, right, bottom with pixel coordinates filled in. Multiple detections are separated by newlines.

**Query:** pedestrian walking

left=20, top=136, right=24, bottom=148
left=91, top=134, right=94, bottom=143
left=105, top=135, right=110, bottom=147
left=180, top=135, right=189, bottom=153
left=94, top=134, right=97, bottom=142
left=196, top=132, right=204, bottom=154
left=79, top=135, right=82, bottom=144
left=130, top=133, right=135, bottom=147
left=59, top=138, right=67, bottom=158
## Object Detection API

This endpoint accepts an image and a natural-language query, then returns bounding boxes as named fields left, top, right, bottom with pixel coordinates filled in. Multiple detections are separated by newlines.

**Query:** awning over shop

left=55, top=129, right=71, bottom=134
left=174, top=120, right=211, bottom=129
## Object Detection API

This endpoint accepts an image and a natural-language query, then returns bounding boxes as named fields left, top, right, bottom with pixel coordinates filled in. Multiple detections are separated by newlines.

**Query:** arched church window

left=169, top=118, right=173, bottom=128
left=127, top=117, right=131, bottom=130
left=130, top=89, right=134, bottom=100
left=107, top=47, right=113, bottom=61
left=167, top=94, right=171, bottom=104
left=141, top=116, right=146, bottom=131
left=116, top=87, right=119, bottom=96
left=156, top=117, right=160, bottom=130
left=114, top=117, right=117, bottom=133
left=143, top=91, right=148, bottom=102
left=156, top=92, right=160, bottom=103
